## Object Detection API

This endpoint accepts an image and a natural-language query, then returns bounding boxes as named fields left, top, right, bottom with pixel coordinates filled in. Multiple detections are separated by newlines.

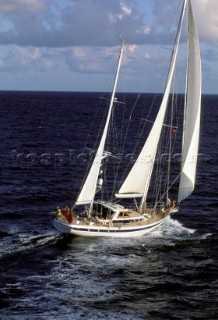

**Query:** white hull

left=53, top=215, right=168, bottom=238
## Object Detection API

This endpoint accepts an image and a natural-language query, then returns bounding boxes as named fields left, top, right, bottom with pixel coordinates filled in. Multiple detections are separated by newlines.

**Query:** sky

left=0, top=0, right=217, bottom=94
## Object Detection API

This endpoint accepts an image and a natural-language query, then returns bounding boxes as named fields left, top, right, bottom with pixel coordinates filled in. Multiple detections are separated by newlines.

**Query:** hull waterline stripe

left=56, top=219, right=165, bottom=233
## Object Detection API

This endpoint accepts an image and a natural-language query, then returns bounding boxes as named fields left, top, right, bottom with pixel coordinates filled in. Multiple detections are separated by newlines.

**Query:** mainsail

left=178, top=0, right=202, bottom=202
left=75, top=43, right=125, bottom=206
left=116, top=0, right=188, bottom=206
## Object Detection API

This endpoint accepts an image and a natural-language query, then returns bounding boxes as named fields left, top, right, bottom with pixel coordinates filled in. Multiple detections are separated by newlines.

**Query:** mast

left=115, top=0, right=188, bottom=211
left=75, top=42, right=125, bottom=208
left=165, top=91, right=175, bottom=204
left=178, top=0, right=202, bottom=202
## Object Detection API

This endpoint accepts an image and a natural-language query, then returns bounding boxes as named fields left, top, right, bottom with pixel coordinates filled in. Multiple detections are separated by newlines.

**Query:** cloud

left=0, top=0, right=217, bottom=48
left=64, top=47, right=122, bottom=74
left=192, top=0, right=218, bottom=44
left=149, top=0, right=218, bottom=45
left=0, top=0, right=45, bottom=13
left=0, top=0, right=151, bottom=47
left=0, top=0, right=217, bottom=93
left=0, top=45, right=56, bottom=72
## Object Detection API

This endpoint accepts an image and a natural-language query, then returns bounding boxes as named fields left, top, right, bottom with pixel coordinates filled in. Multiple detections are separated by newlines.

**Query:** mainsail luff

left=178, top=0, right=202, bottom=202
left=75, top=43, right=125, bottom=206
left=116, top=0, right=188, bottom=206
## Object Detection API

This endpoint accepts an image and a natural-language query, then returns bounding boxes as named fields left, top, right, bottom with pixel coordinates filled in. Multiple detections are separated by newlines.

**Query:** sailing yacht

left=53, top=0, right=201, bottom=237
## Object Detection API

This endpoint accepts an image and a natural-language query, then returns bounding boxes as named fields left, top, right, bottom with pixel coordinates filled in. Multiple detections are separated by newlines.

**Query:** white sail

left=116, top=0, right=187, bottom=204
left=75, top=43, right=125, bottom=206
left=178, top=0, right=201, bottom=202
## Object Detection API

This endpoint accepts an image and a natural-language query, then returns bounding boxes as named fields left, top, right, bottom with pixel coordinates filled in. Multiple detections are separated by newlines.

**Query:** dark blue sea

left=0, top=91, right=217, bottom=320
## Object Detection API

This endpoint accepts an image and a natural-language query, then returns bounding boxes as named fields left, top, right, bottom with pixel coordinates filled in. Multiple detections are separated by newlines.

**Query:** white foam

left=163, top=217, right=196, bottom=235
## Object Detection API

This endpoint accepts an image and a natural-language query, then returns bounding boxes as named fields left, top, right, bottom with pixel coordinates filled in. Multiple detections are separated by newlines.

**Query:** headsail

left=178, top=0, right=202, bottom=202
left=116, top=0, right=188, bottom=206
left=75, top=43, right=125, bottom=206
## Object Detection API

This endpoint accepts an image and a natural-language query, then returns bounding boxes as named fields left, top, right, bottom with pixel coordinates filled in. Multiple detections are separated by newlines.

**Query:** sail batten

left=178, top=0, right=201, bottom=203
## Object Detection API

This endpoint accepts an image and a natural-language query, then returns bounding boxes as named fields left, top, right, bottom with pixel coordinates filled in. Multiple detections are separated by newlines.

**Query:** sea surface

left=0, top=91, right=217, bottom=320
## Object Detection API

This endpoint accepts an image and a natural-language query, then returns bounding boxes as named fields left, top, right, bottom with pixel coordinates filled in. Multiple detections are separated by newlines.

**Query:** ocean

left=0, top=91, right=217, bottom=320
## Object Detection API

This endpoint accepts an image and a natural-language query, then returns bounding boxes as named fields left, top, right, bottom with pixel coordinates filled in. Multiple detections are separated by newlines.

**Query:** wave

left=0, top=232, right=62, bottom=259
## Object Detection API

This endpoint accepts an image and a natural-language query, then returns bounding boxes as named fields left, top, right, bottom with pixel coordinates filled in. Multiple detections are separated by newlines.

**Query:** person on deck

left=62, top=205, right=72, bottom=223
left=56, top=207, right=62, bottom=218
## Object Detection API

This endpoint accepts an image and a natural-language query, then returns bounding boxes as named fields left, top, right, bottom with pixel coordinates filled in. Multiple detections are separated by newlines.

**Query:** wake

left=0, top=232, right=62, bottom=259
